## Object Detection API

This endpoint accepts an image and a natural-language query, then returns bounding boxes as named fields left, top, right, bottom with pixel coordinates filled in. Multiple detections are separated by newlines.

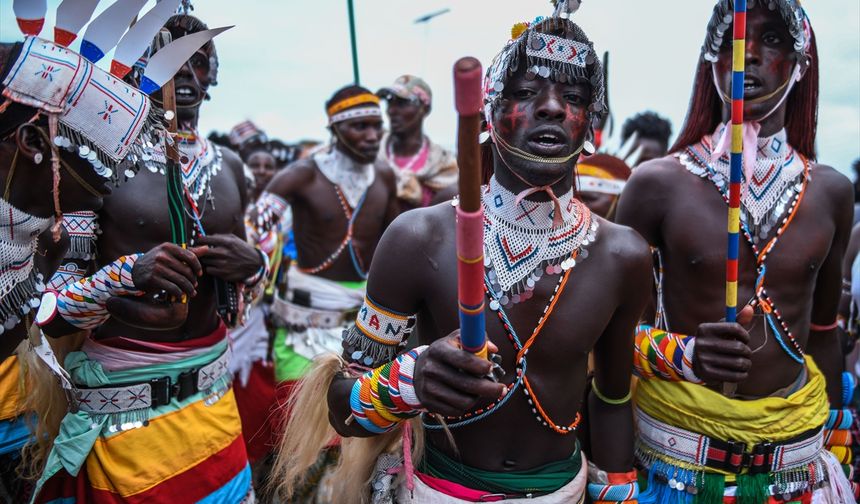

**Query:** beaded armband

left=633, top=325, right=703, bottom=384
left=249, top=192, right=290, bottom=259
left=587, top=467, right=639, bottom=503
left=343, top=296, right=416, bottom=367
left=56, top=254, right=144, bottom=329
left=349, top=346, right=427, bottom=434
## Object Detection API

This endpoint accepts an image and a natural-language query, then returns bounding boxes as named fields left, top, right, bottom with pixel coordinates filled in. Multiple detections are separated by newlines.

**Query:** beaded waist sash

left=636, top=407, right=823, bottom=475
left=74, top=350, right=230, bottom=414
left=271, top=294, right=358, bottom=330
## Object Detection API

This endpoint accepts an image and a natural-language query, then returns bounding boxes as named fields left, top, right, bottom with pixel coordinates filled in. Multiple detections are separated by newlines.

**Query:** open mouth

left=527, top=127, right=568, bottom=157
left=743, top=75, right=764, bottom=98
left=174, top=85, right=200, bottom=104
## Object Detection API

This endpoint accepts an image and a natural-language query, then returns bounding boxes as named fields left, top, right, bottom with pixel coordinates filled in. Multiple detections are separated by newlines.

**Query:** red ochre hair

left=671, top=26, right=819, bottom=161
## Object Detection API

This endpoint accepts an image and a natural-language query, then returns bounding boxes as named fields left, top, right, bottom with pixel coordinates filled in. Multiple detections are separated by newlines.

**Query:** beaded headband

left=329, top=106, right=382, bottom=126
left=703, top=0, right=811, bottom=63
left=483, top=14, right=605, bottom=132
left=327, top=93, right=381, bottom=117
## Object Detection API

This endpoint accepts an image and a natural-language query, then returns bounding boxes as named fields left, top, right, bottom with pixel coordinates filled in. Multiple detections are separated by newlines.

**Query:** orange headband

left=327, top=93, right=380, bottom=117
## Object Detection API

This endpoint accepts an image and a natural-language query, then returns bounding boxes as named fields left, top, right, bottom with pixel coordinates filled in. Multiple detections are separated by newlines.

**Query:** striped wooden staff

left=722, top=0, right=747, bottom=397
left=453, top=57, right=487, bottom=359
left=725, top=0, right=747, bottom=324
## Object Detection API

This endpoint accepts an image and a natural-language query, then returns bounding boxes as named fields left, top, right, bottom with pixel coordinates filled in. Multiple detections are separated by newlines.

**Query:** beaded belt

left=74, top=350, right=231, bottom=414
left=636, top=408, right=823, bottom=474
left=271, top=295, right=357, bottom=330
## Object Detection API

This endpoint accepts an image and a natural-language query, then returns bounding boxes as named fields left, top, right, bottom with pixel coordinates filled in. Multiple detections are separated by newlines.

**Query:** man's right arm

left=616, top=160, right=752, bottom=385
left=326, top=208, right=504, bottom=437
left=327, top=210, right=431, bottom=437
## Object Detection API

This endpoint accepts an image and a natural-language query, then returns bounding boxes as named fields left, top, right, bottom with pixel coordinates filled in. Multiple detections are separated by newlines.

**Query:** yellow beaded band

left=327, top=93, right=380, bottom=117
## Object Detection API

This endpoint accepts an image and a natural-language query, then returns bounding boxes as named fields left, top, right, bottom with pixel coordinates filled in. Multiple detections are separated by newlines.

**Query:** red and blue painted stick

left=725, top=0, right=747, bottom=324
left=453, top=57, right=487, bottom=359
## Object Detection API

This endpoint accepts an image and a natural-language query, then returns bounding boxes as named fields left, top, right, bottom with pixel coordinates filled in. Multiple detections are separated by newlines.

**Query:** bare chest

left=97, top=167, right=243, bottom=260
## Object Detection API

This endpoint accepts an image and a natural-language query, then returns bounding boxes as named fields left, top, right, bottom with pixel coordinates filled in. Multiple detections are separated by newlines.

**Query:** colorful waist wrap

left=419, top=441, right=583, bottom=496
left=33, top=336, right=252, bottom=503
left=273, top=273, right=366, bottom=382
left=634, top=356, right=842, bottom=503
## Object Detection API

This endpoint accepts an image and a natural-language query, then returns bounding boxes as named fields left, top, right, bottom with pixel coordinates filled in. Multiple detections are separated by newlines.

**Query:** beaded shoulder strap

left=297, top=183, right=369, bottom=279
left=683, top=150, right=811, bottom=363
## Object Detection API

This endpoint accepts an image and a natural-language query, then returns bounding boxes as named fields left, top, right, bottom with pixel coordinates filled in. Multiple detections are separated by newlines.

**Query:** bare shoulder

left=379, top=201, right=452, bottom=254
left=265, top=157, right=317, bottom=197
left=367, top=202, right=453, bottom=300
left=809, top=162, right=852, bottom=200
left=625, top=155, right=689, bottom=193
left=374, top=159, right=396, bottom=187
left=592, top=216, right=652, bottom=276
left=616, top=154, right=690, bottom=241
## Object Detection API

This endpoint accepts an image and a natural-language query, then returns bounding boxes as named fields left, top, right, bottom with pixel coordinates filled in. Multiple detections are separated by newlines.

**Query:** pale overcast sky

left=2, top=1, right=858, bottom=176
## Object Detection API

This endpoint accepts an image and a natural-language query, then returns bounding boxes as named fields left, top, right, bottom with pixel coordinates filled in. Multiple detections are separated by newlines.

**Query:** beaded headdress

left=1, top=0, right=229, bottom=182
left=703, top=0, right=811, bottom=63
left=483, top=1, right=605, bottom=133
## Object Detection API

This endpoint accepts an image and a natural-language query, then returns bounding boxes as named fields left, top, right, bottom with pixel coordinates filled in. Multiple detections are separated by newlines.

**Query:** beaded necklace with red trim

left=422, top=250, right=579, bottom=434
left=297, top=184, right=369, bottom=278
left=680, top=145, right=811, bottom=363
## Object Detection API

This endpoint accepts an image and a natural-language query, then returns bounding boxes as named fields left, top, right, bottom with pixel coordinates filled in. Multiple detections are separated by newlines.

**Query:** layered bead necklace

left=680, top=131, right=810, bottom=364
left=424, top=178, right=597, bottom=434
left=683, top=126, right=804, bottom=244
left=482, top=176, right=597, bottom=306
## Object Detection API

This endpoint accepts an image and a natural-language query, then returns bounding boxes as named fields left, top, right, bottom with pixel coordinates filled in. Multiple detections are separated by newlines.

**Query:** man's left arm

left=807, top=169, right=853, bottom=404
left=589, top=230, right=652, bottom=473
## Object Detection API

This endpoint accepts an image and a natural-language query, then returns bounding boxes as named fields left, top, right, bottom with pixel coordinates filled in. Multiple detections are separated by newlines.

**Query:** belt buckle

left=176, top=369, right=197, bottom=401
left=724, top=440, right=747, bottom=474
left=149, top=376, right=171, bottom=408
left=749, top=442, right=775, bottom=474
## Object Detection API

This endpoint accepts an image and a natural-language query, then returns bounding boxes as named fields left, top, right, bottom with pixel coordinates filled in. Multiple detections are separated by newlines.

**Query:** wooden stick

left=723, top=0, right=747, bottom=397
left=453, top=57, right=486, bottom=359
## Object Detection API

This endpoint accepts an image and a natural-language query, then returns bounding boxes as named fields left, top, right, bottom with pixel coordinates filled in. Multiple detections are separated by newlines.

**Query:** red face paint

left=501, top=104, right=527, bottom=135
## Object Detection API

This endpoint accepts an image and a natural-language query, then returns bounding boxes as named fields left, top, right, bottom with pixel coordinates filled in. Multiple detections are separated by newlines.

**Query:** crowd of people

left=0, top=0, right=858, bottom=503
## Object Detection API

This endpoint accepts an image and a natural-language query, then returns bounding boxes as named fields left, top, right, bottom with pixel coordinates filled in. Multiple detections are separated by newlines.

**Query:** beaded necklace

left=482, top=176, right=597, bottom=305
left=0, top=198, right=50, bottom=335
left=297, top=185, right=369, bottom=279
left=146, top=133, right=223, bottom=204
left=679, top=141, right=811, bottom=363
left=422, top=251, right=579, bottom=434
left=685, top=128, right=804, bottom=244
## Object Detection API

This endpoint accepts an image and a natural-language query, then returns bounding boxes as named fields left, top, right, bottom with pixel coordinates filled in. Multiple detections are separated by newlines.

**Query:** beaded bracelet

left=825, top=408, right=854, bottom=431
left=244, top=248, right=270, bottom=288
left=588, top=470, right=639, bottom=503
left=842, top=372, right=856, bottom=408
left=349, top=346, right=427, bottom=434
left=823, top=428, right=852, bottom=447
left=633, top=325, right=703, bottom=384
left=56, top=254, right=144, bottom=329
